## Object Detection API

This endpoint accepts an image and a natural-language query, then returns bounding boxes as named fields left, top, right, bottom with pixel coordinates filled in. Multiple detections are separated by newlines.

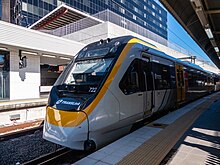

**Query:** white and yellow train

left=43, top=36, right=220, bottom=150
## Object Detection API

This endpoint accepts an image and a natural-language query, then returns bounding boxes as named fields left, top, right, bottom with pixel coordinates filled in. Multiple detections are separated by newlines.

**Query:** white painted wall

left=0, top=21, right=86, bottom=100
left=0, top=106, right=45, bottom=126
left=9, top=49, right=41, bottom=100
left=0, top=20, right=84, bottom=56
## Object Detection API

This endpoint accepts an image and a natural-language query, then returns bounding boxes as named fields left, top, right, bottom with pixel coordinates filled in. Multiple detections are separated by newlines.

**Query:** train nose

left=43, top=106, right=88, bottom=150
left=43, top=121, right=68, bottom=143
left=43, top=121, right=87, bottom=150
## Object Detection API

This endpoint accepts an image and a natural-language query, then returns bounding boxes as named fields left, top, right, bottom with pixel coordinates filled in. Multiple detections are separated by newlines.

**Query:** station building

left=0, top=20, right=84, bottom=100
left=0, top=0, right=167, bottom=39
left=0, top=3, right=219, bottom=101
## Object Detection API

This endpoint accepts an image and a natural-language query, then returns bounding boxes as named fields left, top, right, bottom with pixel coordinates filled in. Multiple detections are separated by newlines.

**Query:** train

left=43, top=36, right=220, bottom=151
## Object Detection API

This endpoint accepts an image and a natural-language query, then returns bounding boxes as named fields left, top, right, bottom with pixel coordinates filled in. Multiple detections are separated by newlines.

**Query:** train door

left=176, top=64, right=185, bottom=103
left=119, top=59, right=144, bottom=120
left=141, top=54, right=154, bottom=117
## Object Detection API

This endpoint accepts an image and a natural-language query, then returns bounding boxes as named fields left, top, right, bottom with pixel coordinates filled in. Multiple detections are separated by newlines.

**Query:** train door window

left=180, top=70, right=184, bottom=86
left=177, top=69, right=180, bottom=87
left=176, top=68, right=184, bottom=87
left=141, top=60, right=153, bottom=91
left=152, top=62, right=171, bottom=90
left=119, top=59, right=141, bottom=95
left=184, top=69, right=189, bottom=90
left=170, top=66, right=176, bottom=88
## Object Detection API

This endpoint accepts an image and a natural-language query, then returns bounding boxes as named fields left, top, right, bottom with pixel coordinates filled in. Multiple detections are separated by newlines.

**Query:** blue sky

left=167, top=13, right=211, bottom=62
left=155, top=0, right=213, bottom=64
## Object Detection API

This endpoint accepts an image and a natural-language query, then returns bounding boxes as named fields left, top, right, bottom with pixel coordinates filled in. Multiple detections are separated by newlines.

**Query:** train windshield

left=65, top=58, right=113, bottom=85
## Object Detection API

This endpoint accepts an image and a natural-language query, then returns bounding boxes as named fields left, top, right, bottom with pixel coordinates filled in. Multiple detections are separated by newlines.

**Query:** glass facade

left=0, top=50, right=10, bottom=99
left=0, top=0, right=2, bottom=19
left=19, top=0, right=167, bottom=39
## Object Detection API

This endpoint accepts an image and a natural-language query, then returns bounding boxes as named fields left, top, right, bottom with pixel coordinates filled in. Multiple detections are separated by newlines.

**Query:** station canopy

left=160, top=0, right=220, bottom=69
left=29, top=4, right=103, bottom=30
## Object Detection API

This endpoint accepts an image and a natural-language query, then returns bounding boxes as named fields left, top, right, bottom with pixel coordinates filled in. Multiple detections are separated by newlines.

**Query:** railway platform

left=0, top=97, right=47, bottom=111
left=73, top=91, right=220, bottom=165
left=0, top=97, right=47, bottom=133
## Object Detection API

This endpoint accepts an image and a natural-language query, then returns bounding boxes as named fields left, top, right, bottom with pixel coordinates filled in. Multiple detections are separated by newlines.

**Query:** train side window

left=188, top=71, right=194, bottom=87
left=119, top=59, right=141, bottom=95
left=152, top=62, right=171, bottom=90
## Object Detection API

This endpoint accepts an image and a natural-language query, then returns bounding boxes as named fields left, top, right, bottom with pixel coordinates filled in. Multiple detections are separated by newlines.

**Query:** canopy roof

left=160, top=0, right=220, bottom=68
left=29, top=4, right=103, bottom=30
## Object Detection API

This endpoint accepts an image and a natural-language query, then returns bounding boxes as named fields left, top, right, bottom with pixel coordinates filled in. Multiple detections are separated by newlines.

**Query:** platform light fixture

left=205, top=28, right=214, bottom=39
left=191, top=0, right=208, bottom=27
left=214, top=47, right=219, bottom=53
left=48, top=64, right=58, bottom=66
left=42, top=54, right=56, bottom=58
left=0, top=47, right=8, bottom=51
left=195, top=8, right=208, bottom=27
left=191, top=0, right=202, bottom=8
left=210, top=40, right=217, bottom=47
left=59, top=56, right=71, bottom=60
left=21, top=50, right=38, bottom=56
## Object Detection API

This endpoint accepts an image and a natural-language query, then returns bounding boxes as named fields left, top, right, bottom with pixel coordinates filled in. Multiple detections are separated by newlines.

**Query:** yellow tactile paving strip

left=147, top=123, right=169, bottom=129
left=117, top=93, right=220, bottom=165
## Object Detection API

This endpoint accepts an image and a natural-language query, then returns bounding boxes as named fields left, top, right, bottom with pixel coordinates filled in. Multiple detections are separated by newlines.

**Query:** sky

left=167, top=13, right=211, bottom=63
left=155, top=0, right=213, bottom=65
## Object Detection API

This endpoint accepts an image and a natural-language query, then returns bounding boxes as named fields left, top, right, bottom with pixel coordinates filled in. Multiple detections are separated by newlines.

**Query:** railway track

left=20, top=112, right=168, bottom=165
left=0, top=104, right=184, bottom=164
left=0, top=123, right=43, bottom=142
left=22, top=147, right=88, bottom=165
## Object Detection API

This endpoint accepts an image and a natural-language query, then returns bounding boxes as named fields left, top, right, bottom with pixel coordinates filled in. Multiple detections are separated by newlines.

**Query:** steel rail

left=22, top=147, right=87, bottom=165
left=0, top=124, right=43, bottom=142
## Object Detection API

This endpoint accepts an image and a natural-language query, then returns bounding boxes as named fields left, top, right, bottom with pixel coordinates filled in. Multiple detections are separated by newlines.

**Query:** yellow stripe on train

left=46, top=38, right=159, bottom=127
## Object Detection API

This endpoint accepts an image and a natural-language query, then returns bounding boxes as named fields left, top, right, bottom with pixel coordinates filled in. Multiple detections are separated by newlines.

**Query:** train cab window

left=119, top=59, right=141, bottom=95
left=152, top=62, right=171, bottom=90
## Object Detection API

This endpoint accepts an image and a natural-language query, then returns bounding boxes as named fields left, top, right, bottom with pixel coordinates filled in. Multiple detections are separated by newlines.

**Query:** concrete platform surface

left=0, top=98, right=47, bottom=126
left=166, top=96, right=220, bottom=165
left=0, top=97, right=47, bottom=111
left=72, top=92, right=220, bottom=165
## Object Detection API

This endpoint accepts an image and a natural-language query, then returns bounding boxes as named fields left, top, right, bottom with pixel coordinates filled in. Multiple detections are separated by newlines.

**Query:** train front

left=43, top=38, right=126, bottom=150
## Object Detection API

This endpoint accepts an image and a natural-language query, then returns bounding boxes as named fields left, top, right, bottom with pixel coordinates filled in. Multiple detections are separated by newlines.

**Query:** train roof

left=78, top=35, right=215, bottom=75
left=85, top=35, right=134, bottom=48
left=133, top=36, right=210, bottom=74
left=83, top=35, right=158, bottom=52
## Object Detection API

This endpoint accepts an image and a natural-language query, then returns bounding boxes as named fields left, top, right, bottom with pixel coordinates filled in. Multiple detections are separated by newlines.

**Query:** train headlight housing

left=46, top=106, right=87, bottom=127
